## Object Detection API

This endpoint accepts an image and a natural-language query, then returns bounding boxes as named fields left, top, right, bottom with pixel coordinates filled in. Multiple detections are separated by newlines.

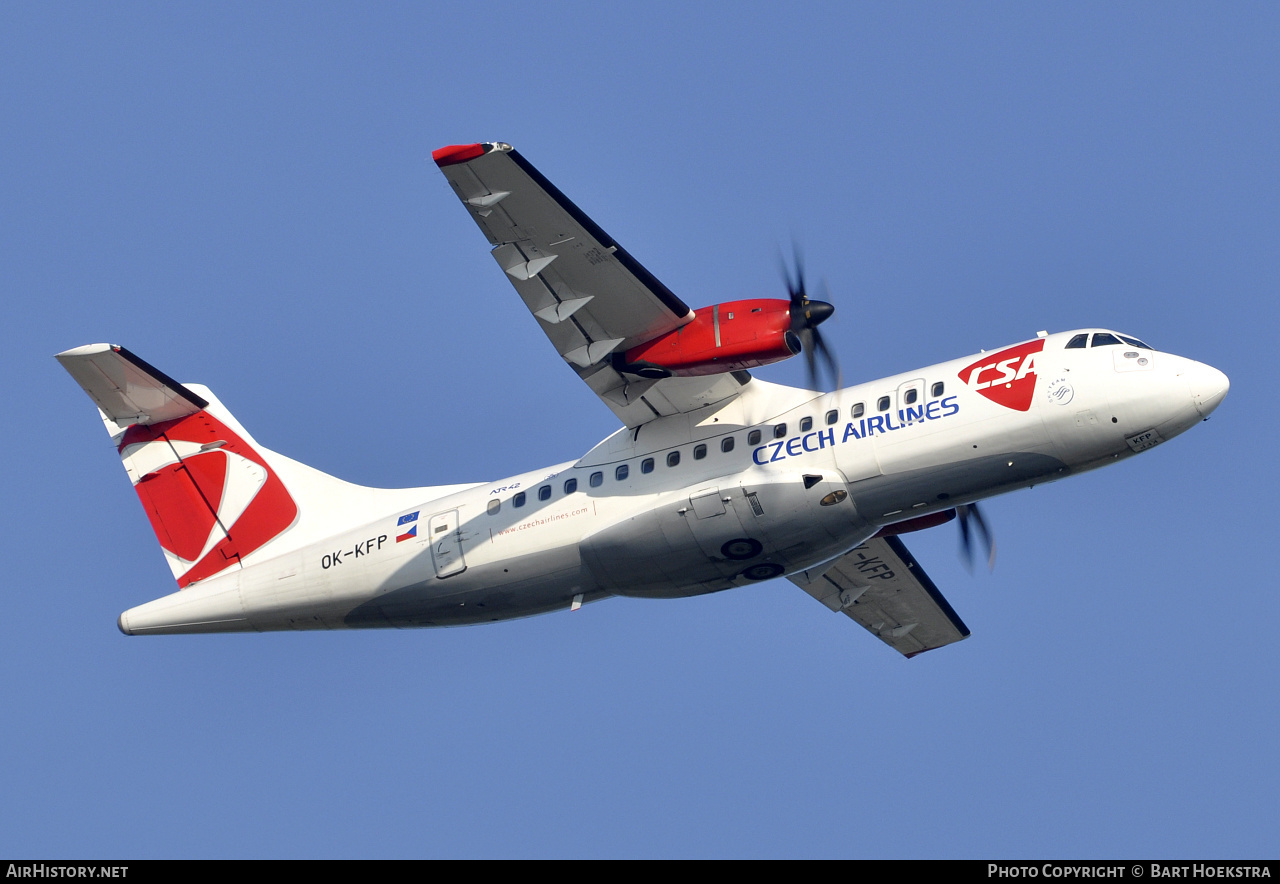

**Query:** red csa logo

left=958, top=339, right=1044, bottom=412
left=118, top=411, right=298, bottom=588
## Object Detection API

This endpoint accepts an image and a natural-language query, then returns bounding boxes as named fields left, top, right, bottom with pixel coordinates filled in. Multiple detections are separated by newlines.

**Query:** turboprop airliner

left=57, top=141, right=1229, bottom=656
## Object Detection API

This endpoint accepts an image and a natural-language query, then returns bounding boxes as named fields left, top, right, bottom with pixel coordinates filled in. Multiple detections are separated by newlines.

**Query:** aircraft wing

left=434, top=142, right=749, bottom=427
left=789, top=536, right=970, bottom=657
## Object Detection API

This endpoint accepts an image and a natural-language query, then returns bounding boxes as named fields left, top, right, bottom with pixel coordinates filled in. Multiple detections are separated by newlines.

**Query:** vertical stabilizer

left=57, top=345, right=299, bottom=588
left=59, top=344, right=480, bottom=595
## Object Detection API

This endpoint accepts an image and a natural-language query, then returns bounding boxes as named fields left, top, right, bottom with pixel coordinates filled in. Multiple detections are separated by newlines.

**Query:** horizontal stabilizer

left=56, top=344, right=208, bottom=426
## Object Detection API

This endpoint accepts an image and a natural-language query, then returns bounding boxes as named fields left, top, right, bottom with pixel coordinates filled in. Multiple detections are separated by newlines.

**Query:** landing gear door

left=428, top=510, right=467, bottom=579
left=684, top=487, right=752, bottom=578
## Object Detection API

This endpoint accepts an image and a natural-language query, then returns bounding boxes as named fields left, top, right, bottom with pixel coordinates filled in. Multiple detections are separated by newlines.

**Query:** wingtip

left=56, top=343, right=116, bottom=360
left=432, top=142, right=514, bottom=167
left=432, top=143, right=489, bottom=167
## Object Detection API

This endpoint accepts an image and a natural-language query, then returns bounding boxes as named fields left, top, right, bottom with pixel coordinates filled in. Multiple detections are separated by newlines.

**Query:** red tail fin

left=57, top=344, right=299, bottom=588
left=118, top=411, right=298, bottom=587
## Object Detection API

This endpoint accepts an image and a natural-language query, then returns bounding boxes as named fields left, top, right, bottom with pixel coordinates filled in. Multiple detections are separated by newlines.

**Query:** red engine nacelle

left=619, top=299, right=800, bottom=378
left=872, top=509, right=958, bottom=538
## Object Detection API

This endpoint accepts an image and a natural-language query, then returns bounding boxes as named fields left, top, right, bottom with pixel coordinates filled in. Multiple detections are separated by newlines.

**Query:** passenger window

left=641, top=457, right=654, bottom=474
left=616, top=464, right=629, bottom=481
left=721, top=437, right=735, bottom=453
left=825, top=409, right=838, bottom=425
left=1065, top=333, right=1089, bottom=349
left=487, top=499, right=500, bottom=515
left=667, top=451, right=680, bottom=467
left=852, top=402, right=865, bottom=418
left=773, top=423, right=786, bottom=439
left=589, top=471, right=603, bottom=487
left=877, top=396, right=890, bottom=412
left=513, top=492, right=526, bottom=508
left=564, top=478, right=578, bottom=494
left=904, top=388, right=918, bottom=405
left=748, top=429, right=762, bottom=445
left=1091, top=333, right=1123, bottom=347
left=537, top=485, right=551, bottom=501
left=693, top=444, right=707, bottom=460
left=799, top=416, right=813, bottom=432
left=931, top=382, right=945, bottom=397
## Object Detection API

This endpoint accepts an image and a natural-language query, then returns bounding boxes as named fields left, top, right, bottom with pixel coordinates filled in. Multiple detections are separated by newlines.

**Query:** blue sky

left=3, top=2, right=1276, bottom=858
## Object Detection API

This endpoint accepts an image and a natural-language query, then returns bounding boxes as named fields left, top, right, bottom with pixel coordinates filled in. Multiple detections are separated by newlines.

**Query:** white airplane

left=57, top=141, right=1229, bottom=656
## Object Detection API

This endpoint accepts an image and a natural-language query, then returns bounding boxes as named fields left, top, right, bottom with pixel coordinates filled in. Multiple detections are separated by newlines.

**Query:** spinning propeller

left=782, top=251, right=840, bottom=391
left=956, top=503, right=997, bottom=572
left=781, top=249, right=995, bottom=572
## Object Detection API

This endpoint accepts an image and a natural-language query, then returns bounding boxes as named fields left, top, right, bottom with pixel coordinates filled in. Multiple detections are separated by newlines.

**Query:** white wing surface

left=434, top=142, right=749, bottom=427
left=790, top=536, right=971, bottom=657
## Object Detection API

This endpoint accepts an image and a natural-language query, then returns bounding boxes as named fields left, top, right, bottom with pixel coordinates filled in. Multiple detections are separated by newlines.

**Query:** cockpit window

left=1065, top=334, right=1089, bottom=349
left=1091, top=332, right=1123, bottom=347
left=1119, top=335, right=1152, bottom=349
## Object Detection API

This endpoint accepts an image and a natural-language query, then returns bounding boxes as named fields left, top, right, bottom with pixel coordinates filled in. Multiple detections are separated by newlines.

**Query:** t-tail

left=57, top=344, right=465, bottom=633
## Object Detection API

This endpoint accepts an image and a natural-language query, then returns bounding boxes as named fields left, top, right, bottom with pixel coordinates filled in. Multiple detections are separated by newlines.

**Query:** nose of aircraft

left=1187, top=361, right=1230, bottom=418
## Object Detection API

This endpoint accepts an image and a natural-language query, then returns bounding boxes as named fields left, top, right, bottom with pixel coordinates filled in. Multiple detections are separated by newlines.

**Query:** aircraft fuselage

left=115, top=329, right=1227, bottom=634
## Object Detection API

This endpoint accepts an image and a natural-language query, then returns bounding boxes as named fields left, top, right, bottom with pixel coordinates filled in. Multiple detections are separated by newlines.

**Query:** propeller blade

left=780, top=246, right=839, bottom=390
left=801, top=329, right=818, bottom=387
left=957, top=503, right=997, bottom=572
left=809, top=327, right=841, bottom=390
left=780, top=244, right=805, bottom=304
